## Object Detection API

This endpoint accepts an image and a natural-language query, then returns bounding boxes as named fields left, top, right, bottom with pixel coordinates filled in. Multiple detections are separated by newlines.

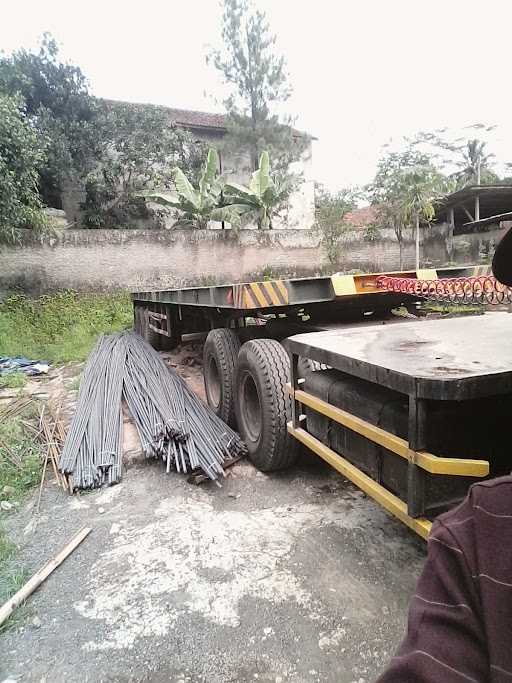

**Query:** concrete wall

left=0, top=225, right=503, bottom=296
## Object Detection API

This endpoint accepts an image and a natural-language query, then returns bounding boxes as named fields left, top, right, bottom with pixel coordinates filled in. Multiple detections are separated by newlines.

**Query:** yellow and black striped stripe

left=233, top=280, right=289, bottom=309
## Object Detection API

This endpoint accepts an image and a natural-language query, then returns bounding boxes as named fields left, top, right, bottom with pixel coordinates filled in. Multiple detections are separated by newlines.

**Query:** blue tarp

left=0, top=356, right=50, bottom=377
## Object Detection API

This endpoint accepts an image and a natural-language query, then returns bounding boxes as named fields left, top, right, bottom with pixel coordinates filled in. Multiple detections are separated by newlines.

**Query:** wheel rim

left=206, top=355, right=221, bottom=409
left=240, top=372, right=262, bottom=442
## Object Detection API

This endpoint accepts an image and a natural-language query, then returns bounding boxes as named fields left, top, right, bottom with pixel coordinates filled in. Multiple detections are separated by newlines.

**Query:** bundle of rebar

left=59, top=332, right=246, bottom=490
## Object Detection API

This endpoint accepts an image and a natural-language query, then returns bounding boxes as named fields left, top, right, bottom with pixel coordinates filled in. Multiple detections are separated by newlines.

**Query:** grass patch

left=0, top=527, right=16, bottom=562
left=420, top=302, right=484, bottom=316
left=0, top=291, right=132, bottom=364
left=0, top=371, right=28, bottom=390
left=0, top=413, right=42, bottom=502
left=0, top=410, right=42, bottom=631
left=0, top=551, right=30, bottom=633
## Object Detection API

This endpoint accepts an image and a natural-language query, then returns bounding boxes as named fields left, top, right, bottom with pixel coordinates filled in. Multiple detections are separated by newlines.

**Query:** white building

left=166, top=107, right=315, bottom=230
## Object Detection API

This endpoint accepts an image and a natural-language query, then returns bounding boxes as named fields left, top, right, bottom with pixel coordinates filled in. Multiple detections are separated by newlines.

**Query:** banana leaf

left=140, top=192, right=181, bottom=208
left=249, top=151, right=270, bottom=197
left=210, top=207, right=242, bottom=227
left=173, top=167, right=200, bottom=209
left=224, top=182, right=259, bottom=203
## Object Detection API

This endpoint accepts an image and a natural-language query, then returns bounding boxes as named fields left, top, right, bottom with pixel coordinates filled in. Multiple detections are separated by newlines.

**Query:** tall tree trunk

left=415, top=213, right=420, bottom=271
left=399, top=240, right=404, bottom=270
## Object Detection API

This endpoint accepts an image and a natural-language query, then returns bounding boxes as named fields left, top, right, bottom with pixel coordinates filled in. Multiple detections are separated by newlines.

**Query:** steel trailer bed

left=287, top=314, right=512, bottom=538
left=132, top=266, right=488, bottom=345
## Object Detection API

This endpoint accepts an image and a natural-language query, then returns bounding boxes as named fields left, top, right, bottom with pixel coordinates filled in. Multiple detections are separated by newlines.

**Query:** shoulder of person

left=433, top=475, right=512, bottom=555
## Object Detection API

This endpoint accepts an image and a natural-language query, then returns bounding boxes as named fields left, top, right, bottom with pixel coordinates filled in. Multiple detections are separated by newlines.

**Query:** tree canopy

left=367, top=147, right=446, bottom=267
left=209, top=0, right=308, bottom=178
left=81, top=101, right=207, bottom=228
left=0, top=94, right=47, bottom=242
left=314, top=184, right=359, bottom=265
left=0, top=33, right=100, bottom=206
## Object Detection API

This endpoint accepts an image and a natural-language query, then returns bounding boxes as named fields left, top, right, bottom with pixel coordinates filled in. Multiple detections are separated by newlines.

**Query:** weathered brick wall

left=0, top=226, right=503, bottom=295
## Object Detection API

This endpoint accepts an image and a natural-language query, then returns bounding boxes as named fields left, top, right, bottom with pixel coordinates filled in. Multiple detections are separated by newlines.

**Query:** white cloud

left=2, top=0, right=512, bottom=190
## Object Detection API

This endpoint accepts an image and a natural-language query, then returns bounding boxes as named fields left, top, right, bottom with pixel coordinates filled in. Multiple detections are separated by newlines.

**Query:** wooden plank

left=187, top=455, right=243, bottom=485
left=0, top=527, right=91, bottom=627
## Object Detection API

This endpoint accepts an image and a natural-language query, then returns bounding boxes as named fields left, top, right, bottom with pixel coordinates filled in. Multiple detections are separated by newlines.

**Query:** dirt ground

left=0, top=342, right=426, bottom=683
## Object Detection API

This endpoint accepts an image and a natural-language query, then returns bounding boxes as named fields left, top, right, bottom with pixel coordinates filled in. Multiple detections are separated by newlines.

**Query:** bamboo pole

left=0, top=527, right=91, bottom=627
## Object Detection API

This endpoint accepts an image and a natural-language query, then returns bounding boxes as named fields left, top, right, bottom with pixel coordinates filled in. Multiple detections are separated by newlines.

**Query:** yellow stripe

left=417, top=269, right=438, bottom=281
left=243, top=289, right=254, bottom=309
left=274, top=280, right=289, bottom=303
left=288, top=424, right=432, bottom=540
left=251, top=283, right=270, bottom=307
left=290, top=387, right=489, bottom=478
left=331, top=274, right=357, bottom=296
left=264, top=283, right=282, bottom=306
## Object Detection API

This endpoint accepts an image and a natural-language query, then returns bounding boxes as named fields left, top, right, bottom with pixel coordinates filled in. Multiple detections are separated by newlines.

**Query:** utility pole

left=475, top=158, right=481, bottom=222
left=415, top=212, right=420, bottom=271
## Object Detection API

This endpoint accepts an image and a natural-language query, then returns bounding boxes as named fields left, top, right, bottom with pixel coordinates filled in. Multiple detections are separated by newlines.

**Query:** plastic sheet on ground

left=0, top=356, right=50, bottom=377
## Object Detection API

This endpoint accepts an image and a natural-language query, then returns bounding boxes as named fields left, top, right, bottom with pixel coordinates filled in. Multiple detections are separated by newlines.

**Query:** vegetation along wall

left=0, top=226, right=504, bottom=296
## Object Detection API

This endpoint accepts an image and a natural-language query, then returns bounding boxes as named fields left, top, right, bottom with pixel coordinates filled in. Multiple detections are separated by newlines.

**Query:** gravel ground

left=0, top=346, right=426, bottom=683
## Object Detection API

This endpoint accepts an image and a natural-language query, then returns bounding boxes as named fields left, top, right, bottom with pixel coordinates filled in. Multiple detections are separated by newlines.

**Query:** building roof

left=165, top=108, right=230, bottom=131
left=345, top=205, right=378, bottom=228
left=437, top=185, right=512, bottom=211
left=102, top=99, right=312, bottom=138
left=435, top=184, right=512, bottom=233
left=463, top=212, right=512, bottom=229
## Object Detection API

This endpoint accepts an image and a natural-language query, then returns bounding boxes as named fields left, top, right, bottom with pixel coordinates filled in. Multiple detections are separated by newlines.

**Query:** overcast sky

left=2, top=0, right=512, bottom=190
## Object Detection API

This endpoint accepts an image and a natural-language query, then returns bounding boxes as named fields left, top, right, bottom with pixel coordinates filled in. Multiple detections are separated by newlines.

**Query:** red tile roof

left=345, top=205, right=378, bottom=228
left=102, top=100, right=311, bottom=138
left=166, top=108, right=228, bottom=131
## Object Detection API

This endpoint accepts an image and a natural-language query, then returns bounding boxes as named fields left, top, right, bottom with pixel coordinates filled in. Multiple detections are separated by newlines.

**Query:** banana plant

left=140, top=148, right=241, bottom=229
left=223, top=151, right=292, bottom=229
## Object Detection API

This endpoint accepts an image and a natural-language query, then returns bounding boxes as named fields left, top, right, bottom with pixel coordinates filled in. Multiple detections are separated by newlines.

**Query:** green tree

left=368, top=148, right=444, bottom=269
left=454, top=139, right=497, bottom=187
left=314, top=184, right=358, bottom=266
left=224, top=151, right=292, bottom=229
left=82, top=102, right=207, bottom=228
left=142, top=148, right=241, bottom=229
left=0, top=34, right=100, bottom=207
left=209, top=0, right=307, bottom=178
left=411, top=126, right=499, bottom=188
left=399, top=166, right=442, bottom=269
left=0, top=94, right=47, bottom=242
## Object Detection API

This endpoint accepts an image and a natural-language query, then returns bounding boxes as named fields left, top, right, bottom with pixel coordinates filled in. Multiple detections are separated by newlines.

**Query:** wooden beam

left=0, top=527, right=91, bottom=627
left=460, top=203, right=475, bottom=222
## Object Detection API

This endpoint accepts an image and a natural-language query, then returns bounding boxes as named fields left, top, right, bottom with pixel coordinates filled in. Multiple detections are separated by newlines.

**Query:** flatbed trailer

left=132, top=265, right=510, bottom=538
left=132, top=265, right=489, bottom=346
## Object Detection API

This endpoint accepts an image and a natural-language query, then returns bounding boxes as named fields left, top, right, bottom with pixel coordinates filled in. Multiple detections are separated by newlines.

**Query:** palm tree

left=456, top=139, right=496, bottom=187
left=399, top=166, right=441, bottom=270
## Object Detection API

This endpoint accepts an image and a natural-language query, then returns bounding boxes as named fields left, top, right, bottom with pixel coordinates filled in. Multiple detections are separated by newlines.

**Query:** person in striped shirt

left=376, top=231, right=512, bottom=682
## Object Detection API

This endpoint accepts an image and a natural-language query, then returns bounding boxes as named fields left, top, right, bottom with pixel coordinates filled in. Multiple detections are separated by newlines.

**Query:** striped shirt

left=376, top=476, right=512, bottom=682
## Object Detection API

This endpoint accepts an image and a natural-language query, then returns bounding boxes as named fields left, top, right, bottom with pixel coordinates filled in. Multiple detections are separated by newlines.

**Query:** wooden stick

left=0, top=527, right=91, bottom=627
left=0, top=449, right=22, bottom=470
left=35, top=449, right=49, bottom=515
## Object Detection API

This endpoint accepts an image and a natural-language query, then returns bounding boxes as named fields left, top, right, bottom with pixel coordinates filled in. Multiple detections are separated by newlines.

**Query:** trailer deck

left=288, top=314, right=512, bottom=538
left=132, top=265, right=489, bottom=312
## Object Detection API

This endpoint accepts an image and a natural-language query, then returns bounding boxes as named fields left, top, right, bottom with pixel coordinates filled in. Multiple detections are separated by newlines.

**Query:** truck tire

left=203, top=328, right=241, bottom=427
left=235, top=339, right=298, bottom=471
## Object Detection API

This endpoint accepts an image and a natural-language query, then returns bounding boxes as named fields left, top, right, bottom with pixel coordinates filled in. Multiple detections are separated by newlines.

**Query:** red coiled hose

left=376, top=275, right=512, bottom=305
